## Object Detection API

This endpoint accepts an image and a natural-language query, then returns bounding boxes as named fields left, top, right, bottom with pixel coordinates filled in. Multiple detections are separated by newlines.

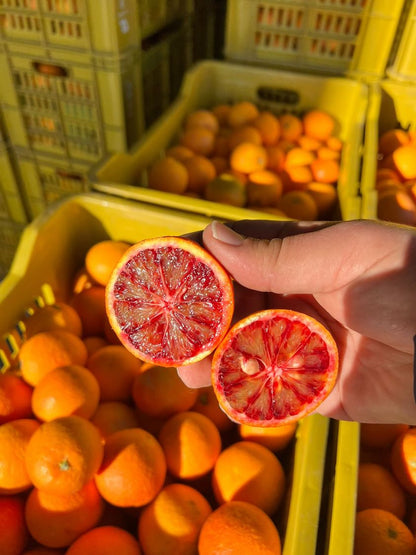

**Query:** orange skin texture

left=25, top=415, right=104, bottom=496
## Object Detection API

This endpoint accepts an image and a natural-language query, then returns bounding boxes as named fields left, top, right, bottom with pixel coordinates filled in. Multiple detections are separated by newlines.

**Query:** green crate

left=0, top=0, right=140, bottom=54
left=0, top=140, right=27, bottom=223
left=12, top=147, right=91, bottom=219
left=90, top=59, right=368, bottom=222
left=387, top=0, right=416, bottom=81
left=0, top=191, right=330, bottom=555
left=224, top=0, right=406, bottom=79
left=360, top=80, right=416, bottom=219
left=0, top=44, right=145, bottom=162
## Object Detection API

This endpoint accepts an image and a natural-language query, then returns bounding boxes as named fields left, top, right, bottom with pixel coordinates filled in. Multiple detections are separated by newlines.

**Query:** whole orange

left=85, top=240, right=130, bottom=287
left=179, top=127, right=216, bottom=156
left=25, top=415, right=104, bottom=496
left=147, top=157, right=189, bottom=194
left=0, top=495, right=29, bottom=555
left=392, top=144, right=416, bottom=179
left=391, top=427, right=416, bottom=494
left=191, top=386, right=235, bottom=433
left=91, top=401, right=140, bottom=439
left=183, top=155, right=216, bottom=194
left=19, top=330, right=88, bottom=387
left=70, top=286, right=107, bottom=337
left=354, top=508, right=414, bottom=555
left=184, top=109, right=219, bottom=134
left=198, top=500, right=281, bottom=555
left=230, top=142, right=267, bottom=174
left=227, top=101, right=259, bottom=128
left=357, top=462, right=406, bottom=519
left=239, top=422, right=297, bottom=452
left=83, top=336, right=108, bottom=357
left=94, top=427, right=166, bottom=507
left=212, top=440, right=285, bottom=516
left=253, top=111, right=281, bottom=145
left=0, top=373, right=33, bottom=424
left=23, top=301, right=83, bottom=338
left=0, top=418, right=40, bottom=494
left=31, top=364, right=100, bottom=421
left=279, top=113, right=303, bottom=142
left=25, top=480, right=105, bottom=548
left=158, top=411, right=222, bottom=480
left=138, top=483, right=212, bottom=555
left=65, top=525, right=142, bottom=555
left=132, top=364, right=198, bottom=419
left=86, top=345, right=141, bottom=402
left=302, top=109, right=335, bottom=141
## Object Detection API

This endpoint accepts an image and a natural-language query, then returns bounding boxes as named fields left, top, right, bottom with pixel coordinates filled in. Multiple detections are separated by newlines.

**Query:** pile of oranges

left=0, top=239, right=296, bottom=554
left=147, top=101, right=343, bottom=221
left=354, top=423, right=416, bottom=554
left=376, top=128, right=416, bottom=226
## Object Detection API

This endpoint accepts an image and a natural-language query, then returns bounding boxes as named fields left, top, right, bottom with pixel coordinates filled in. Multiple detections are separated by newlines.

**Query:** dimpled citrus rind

left=106, top=236, right=234, bottom=367
left=212, top=309, right=338, bottom=427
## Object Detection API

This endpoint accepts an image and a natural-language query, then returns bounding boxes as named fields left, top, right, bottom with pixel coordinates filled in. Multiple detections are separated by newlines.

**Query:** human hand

left=177, top=219, right=416, bottom=424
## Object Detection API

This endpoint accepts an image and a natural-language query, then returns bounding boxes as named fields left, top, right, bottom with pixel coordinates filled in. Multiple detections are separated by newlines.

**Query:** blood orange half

left=105, top=236, right=234, bottom=367
left=212, top=309, right=338, bottom=427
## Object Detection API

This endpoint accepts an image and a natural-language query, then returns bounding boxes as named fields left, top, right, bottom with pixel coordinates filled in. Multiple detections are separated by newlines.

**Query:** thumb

left=203, top=220, right=368, bottom=295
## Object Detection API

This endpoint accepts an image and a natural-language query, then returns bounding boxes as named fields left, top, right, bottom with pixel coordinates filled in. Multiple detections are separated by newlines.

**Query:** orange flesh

left=213, top=311, right=338, bottom=426
left=108, top=244, right=233, bottom=366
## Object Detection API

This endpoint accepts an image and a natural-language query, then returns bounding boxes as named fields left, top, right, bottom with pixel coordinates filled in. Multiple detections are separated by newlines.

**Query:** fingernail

left=211, top=221, right=244, bottom=246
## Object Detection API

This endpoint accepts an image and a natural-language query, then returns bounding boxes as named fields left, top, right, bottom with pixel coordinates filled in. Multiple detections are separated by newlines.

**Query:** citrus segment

left=106, top=237, right=234, bottom=367
left=212, top=309, right=338, bottom=426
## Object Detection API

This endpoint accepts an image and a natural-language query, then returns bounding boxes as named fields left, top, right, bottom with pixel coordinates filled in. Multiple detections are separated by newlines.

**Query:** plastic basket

left=12, top=147, right=92, bottom=219
left=387, top=0, right=416, bottom=82
left=90, top=60, right=368, bottom=222
left=360, top=80, right=416, bottom=219
left=0, top=44, right=145, bottom=163
left=0, top=191, right=330, bottom=555
left=0, top=140, right=27, bottom=223
left=0, top=217, right=25, bottom=279
left=322, top=420, right=360, bottom=555
left=224, top=0, right=406, bottom=79
left=0, top=0, right=140, bottom=55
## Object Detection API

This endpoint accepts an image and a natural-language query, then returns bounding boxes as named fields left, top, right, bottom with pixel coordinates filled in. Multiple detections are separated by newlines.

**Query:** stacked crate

left=0, top=0, right=144, bottom=220
left=0, top=0, right=207, bottom=222
left=360, top=0, right=416, bottom=220
left=0, top=122, right=27, bottom=278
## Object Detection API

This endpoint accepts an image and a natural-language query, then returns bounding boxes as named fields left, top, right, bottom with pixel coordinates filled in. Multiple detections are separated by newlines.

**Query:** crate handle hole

left=257, top=86, right=300, bottom=105
left=56, top=170, right=84, bottom=182
left=33, top=61, right=68, bottom=78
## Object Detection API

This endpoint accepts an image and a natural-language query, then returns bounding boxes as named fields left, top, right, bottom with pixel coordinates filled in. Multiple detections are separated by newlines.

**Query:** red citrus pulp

left=106, top=236, right=234, bottom=367
left=212, top=309, right=338, bottom=426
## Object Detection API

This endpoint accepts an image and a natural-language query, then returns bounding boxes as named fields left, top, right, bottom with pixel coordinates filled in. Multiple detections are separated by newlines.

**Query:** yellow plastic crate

left=11, top=147, right=93, bottom=219
left=0, top=217, right=25, bottom=279
left=360, top=80, right=416, bottom=219
left=0, top=140, right=28, bottom=224
left=0, top=191, right=330, bottom=555
left=387, top=0, right=416, bottom=81
left=323, top=420, right=360, bottom=555
left=90, top=59, right=368, bottom=221
left=0, top=0, right=140, bottom=54
left=224, top=0, right=406, bottom=79
left=0, top=44, right=145, bottom=163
